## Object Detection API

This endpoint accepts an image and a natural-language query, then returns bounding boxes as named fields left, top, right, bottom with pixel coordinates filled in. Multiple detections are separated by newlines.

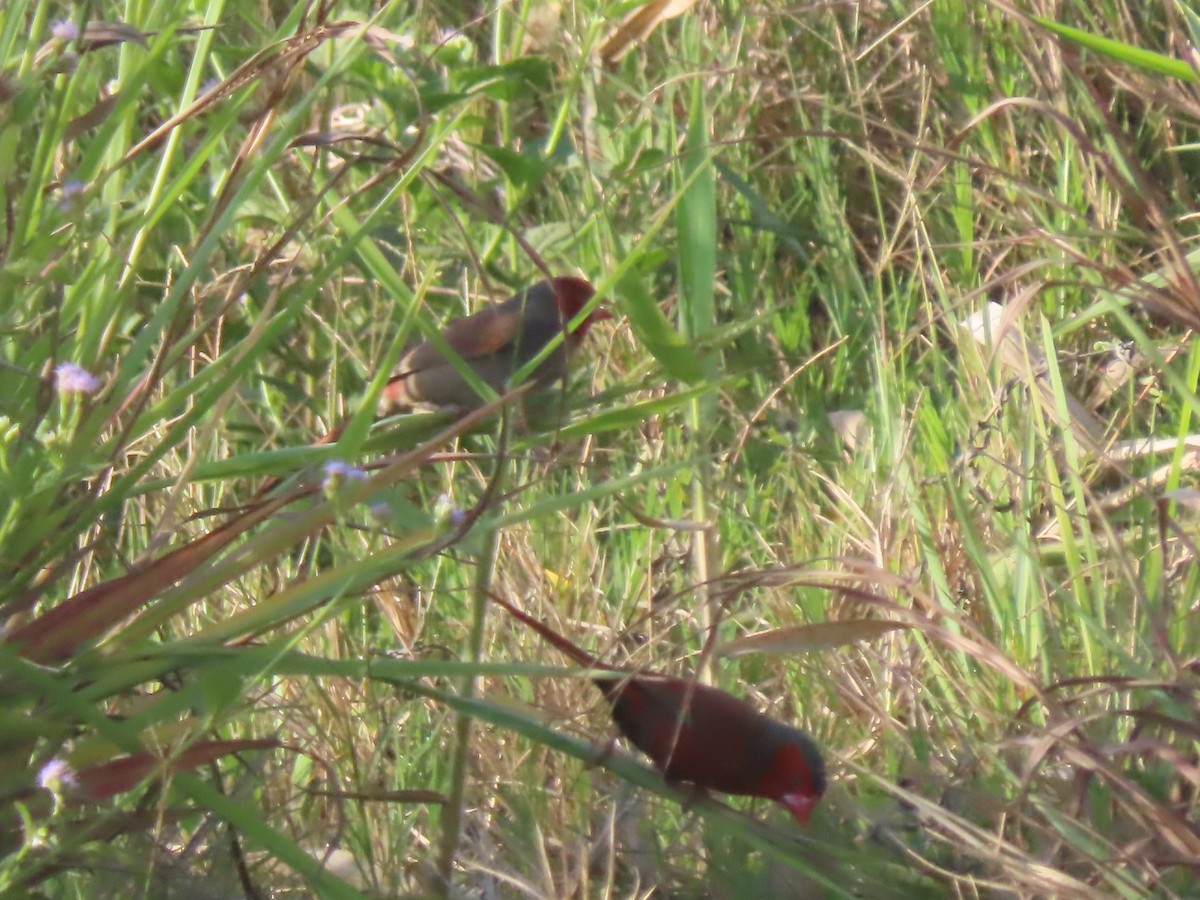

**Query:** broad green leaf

left=1032, top=16, right=1196, bottom=82
left=617, top=272, right=704, bottom=383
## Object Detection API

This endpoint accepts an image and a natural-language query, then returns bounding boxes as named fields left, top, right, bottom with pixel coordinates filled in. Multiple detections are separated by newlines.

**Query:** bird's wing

left=396, top=304, right=521, bottom=374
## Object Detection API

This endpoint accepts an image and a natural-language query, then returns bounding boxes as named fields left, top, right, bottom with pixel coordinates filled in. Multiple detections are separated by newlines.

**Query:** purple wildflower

left=50, top=20, right=80, bottom=42
left=37, top=758, right=77, bottom=792
left=57, top=180, right=87, bottom=214
left=434, top=493, right=467, bottom=527
left=55, top=362, right=100, bottom=395
left=323, top=460, right=367, bottom=489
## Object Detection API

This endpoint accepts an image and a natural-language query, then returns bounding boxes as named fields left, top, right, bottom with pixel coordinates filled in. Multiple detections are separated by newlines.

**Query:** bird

left=379, top=276, right=611, bottom=411
left=488, top=593, right=827, bottom=825
left=247, top=277, right=608, bottom=502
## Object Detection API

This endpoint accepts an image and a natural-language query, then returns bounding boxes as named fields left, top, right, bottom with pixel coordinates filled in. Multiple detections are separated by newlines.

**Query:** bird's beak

left=780, top=791, right=819, bottom=826
left=589, top=307, right=614, bottom=323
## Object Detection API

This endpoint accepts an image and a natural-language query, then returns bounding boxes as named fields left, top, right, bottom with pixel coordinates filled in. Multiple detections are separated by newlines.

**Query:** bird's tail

left=486, top=592, right=616, bottom=672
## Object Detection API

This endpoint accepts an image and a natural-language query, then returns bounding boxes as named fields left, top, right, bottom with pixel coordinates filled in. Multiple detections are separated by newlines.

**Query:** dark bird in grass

left=249, top=277, right=608, bottom=501
left=489, top=593, right=827, bottom=825
left=380, top=276, right=610, bottom=411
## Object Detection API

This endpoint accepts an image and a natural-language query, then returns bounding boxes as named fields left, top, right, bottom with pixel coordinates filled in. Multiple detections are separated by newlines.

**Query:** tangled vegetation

left=1, top=0, right=1198, bottom=896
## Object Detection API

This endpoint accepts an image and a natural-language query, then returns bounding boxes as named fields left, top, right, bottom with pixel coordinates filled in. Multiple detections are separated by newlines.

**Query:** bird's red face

left=551, top=276, right=612, bottom=337
left=763, top=741, right=826, bottom=826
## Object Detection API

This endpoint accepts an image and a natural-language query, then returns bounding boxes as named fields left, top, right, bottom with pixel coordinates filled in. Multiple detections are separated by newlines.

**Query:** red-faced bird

left=489, top=593, right=827, bottom=825
left=380, top=276, right=610, bottom=411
